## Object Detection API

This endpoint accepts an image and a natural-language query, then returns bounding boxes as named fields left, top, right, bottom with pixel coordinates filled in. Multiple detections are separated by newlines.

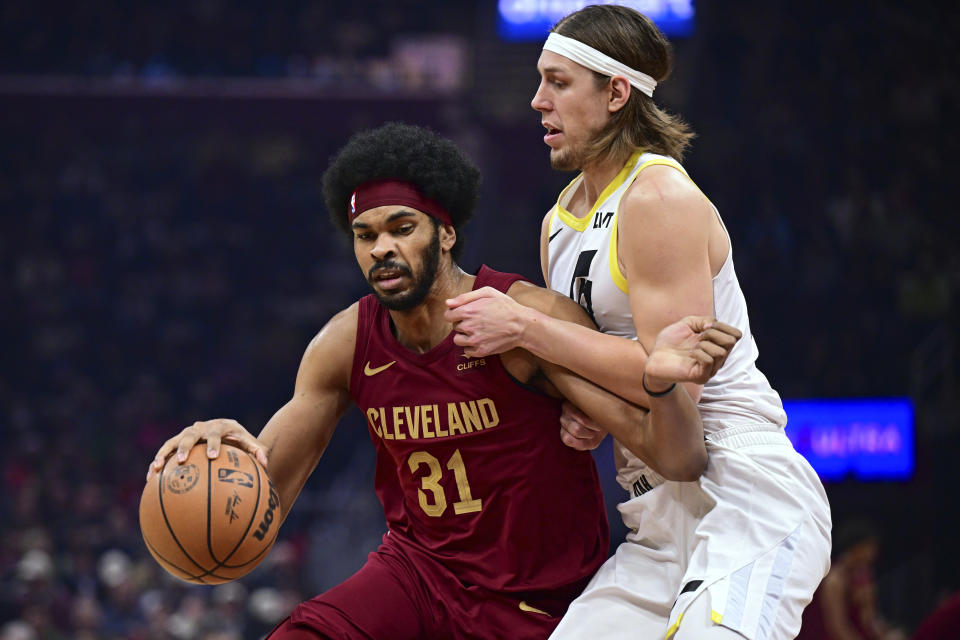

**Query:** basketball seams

left=142, top=444, right=277, bottom=583
left=204, top=450, right=264, bottom=570
left=156, top=458, right=210, bottom=576
left=152, top=458, right=229, bottom=583
left=156, top=455, right=234, bottom=582
left=223, top=454, right=281, bottom=567
left=142, top=532, right=230, bottom=583
left=212, top=452, right=280, bottom=570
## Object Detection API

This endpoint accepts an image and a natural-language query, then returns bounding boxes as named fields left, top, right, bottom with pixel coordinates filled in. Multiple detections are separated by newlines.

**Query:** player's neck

left=388, top=262, right=473, bottom=354
left=578, top=154, right=631, bottom=211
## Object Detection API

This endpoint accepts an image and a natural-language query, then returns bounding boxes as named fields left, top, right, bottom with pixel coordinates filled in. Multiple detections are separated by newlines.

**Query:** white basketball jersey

left=546, top=151, right=787, bottom=490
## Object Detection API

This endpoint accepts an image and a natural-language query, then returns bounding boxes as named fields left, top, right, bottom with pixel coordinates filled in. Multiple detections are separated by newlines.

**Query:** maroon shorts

left=268, top=535, right=590, bottom=640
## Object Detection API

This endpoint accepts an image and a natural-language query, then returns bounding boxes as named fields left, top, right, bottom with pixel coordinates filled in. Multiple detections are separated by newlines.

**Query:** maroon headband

left=349, top=179, right=453, bottom=226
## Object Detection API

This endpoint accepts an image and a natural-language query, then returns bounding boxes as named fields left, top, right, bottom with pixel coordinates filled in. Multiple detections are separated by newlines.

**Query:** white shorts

left=550, top=424, right=832, bottom=640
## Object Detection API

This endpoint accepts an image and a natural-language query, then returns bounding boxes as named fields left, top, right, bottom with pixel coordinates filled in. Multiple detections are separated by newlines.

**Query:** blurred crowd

left=0, top=0, right=470, bottom=93
left=684, top=2, right=957, bottom=401
left=2, top=1, right=957, bottom=638
left=1, top=117, right=389, bottom=638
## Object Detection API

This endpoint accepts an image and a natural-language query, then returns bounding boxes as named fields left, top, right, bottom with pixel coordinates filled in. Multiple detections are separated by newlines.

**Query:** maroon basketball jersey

left=349, top=265, right=609, bottom=594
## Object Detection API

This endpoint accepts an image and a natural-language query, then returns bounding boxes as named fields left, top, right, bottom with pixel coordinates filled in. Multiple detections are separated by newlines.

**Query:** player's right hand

left=559, top=401, right=608, bottom=450
left=147, top=418, right=268, bottom=481
left=644, top=316, right=742, bottom=389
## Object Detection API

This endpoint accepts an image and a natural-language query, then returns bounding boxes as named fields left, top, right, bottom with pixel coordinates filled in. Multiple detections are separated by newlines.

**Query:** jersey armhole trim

left=609, top=157, right=698, bottom=294
left=608, top=213, right=629, bottom=294
left=636, top=158, right=733, bottom=283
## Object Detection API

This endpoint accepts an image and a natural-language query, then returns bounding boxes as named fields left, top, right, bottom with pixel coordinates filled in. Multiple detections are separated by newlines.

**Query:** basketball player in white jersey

left=445, top=5, right=832, bottom=639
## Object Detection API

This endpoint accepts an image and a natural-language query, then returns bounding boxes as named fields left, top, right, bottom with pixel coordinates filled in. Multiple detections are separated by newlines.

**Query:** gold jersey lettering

left=366, top=407, right=383, bottom=439
left=403, top=405, right=421, bottom=439
left=381, top=407, right=394, bottom=440
left=456, top=357, right=486, bottom=372
left=447, top=403, right=466, bottom=436
left=459, top=400, right=482, bottom=432
left=421, top=404, right=435, bottom=439
left=432, top=404, right=448, bottom=437
left=478, top=398, right=499, bottom=429
left=418, top=404, right=432, bottom=438
left=391, top=406, right=407, bottom=440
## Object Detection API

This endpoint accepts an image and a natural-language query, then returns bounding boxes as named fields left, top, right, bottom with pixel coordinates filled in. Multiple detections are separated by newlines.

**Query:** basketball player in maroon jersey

left=147, top=123, right=741, bottom=639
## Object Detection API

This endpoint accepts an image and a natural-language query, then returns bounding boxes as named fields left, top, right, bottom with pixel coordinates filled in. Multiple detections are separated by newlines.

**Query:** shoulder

left=621, top=164, right=711, bottom=223
left=307, top=303, right=359, bottom=352
left=298, top=303, right=359, bottom=390
left=617, top=164, right=713, bottom=247
left=506, top=280, right=595, bottom=329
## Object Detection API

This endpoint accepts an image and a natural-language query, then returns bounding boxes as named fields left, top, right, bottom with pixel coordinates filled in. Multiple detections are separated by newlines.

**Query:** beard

left=549, top=143, right=585, bottom=172
left=367, top=225, right=441, bottom=311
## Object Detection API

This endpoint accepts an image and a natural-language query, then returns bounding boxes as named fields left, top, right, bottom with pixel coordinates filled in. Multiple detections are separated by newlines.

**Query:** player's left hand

left=644, top=316, right=742, bottom=388
left=445, top=287, right=533, bottom=357
left=559, top=401, right=608, bottom=450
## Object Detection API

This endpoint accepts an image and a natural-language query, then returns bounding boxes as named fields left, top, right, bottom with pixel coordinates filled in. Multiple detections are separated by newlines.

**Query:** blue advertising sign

left=783, top=398, right=914, bottom=481
left=498, top=0, right=696, bottom=41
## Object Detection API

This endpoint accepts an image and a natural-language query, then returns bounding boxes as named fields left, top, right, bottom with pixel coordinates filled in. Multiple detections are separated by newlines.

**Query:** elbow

left=627, top=439, right=707, bottom=483
left=657, top=446, right=708, bottom=482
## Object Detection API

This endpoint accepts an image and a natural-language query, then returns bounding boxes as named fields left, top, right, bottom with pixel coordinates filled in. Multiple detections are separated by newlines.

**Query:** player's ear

left=439, top=224, right=456, bottom=252
left=608, top=76, right=630, bottom=113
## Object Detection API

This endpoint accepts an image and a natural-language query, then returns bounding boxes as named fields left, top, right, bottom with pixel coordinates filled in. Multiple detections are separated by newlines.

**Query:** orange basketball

left=139, top=442, right=281, bottom=584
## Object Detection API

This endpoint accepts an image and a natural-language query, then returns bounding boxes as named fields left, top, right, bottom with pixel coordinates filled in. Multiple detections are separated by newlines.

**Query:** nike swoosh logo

left=363, top=361, right=396, bottom=376
left=519, top=601, right=550, bottom=616
left=548, top=228, right=563, bottom=242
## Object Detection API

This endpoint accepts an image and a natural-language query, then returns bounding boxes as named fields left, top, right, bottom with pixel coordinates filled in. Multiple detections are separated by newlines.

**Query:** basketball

left=139, top=442, right=281, bottom=584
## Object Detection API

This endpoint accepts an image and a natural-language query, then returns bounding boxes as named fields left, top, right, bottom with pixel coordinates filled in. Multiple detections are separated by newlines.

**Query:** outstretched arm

left=446, top=287, right=656, bottom=404
left=147, top=304, right=358, bottom=525
left=501, top=283, right=738, bottom=480
left=540, top=314, right=738, bottom=480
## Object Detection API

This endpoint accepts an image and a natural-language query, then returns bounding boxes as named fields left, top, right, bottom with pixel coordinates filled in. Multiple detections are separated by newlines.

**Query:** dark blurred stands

left=1, top=1, right=956, bottom=638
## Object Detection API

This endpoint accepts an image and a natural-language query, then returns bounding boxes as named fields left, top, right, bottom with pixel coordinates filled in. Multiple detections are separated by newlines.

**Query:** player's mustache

left=368, top=260, right=412, bottom=281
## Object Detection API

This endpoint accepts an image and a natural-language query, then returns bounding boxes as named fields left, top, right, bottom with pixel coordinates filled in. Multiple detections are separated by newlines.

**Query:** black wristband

left=642, top=373, right=676, bottom=398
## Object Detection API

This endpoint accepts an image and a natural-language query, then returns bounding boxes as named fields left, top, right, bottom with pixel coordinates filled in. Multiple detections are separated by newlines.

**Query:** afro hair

left=322, top=122, right=480, bottom=259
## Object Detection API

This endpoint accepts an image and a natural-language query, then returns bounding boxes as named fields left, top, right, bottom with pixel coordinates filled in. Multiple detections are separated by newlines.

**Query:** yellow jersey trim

left=665, top=612, right=684, bottom=639
left=608, top=213, right=629, bottom=294
left=554, top=151, right=643, bottom=232
left=553, top=175, right=589, bottom=231
left=607, top=157, right=688, bottom=294
left=711, top=610, right=723, bottom=624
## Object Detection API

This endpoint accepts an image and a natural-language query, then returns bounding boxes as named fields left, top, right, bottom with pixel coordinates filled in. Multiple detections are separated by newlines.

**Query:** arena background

left=1, top=1, right=957, bottom=637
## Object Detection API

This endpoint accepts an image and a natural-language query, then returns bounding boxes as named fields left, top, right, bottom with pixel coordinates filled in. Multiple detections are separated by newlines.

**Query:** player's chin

left=375, top=289, right=421, bottom=312
left=549, top=149, right=579, bottom=172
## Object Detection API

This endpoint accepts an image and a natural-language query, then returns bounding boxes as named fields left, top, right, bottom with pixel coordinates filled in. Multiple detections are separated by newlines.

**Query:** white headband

left=542, top=32, right=657, bottom=98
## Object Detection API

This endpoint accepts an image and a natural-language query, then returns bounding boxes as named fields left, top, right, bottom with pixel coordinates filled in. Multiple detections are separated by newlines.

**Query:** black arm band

left=642, top=373, right=676, bottom=398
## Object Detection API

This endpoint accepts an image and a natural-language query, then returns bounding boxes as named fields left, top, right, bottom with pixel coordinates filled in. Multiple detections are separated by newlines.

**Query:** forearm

left=521, top=306, right=653, bottom=405
left=259, top=396, right=343, bottom=527
left=636, top=384, right=707, bottom=481
left=541, top=361, right=704, bottom=480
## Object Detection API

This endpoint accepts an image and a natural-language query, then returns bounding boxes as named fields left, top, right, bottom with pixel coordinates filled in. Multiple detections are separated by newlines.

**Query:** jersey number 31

left=407, top=449, right=482, bottom=517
